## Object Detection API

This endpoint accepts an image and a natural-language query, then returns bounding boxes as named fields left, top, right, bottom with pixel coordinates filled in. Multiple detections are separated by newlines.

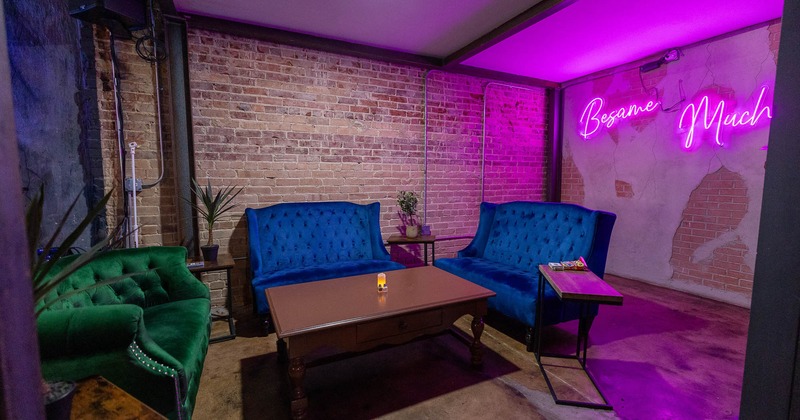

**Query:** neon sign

left=579, top=97, right=660, bottom=139
left=678, top=86, right=772, bottom=150
left=577, top=86, right=773, bottom=150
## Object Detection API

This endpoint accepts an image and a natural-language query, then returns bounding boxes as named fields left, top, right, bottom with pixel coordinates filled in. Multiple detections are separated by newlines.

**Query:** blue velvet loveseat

left=434, top=201, right=616, bottom=347
left=246, top=201, right=405, bottom=324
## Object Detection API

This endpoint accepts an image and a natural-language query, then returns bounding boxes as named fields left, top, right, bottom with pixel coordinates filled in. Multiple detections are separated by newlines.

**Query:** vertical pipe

left=165, top=16, right=199, bottom=256
left=142, top=0, right=165, bottom=189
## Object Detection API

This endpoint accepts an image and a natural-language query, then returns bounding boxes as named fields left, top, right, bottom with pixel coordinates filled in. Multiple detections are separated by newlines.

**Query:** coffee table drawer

left=356, top=309, right=444, bottom=343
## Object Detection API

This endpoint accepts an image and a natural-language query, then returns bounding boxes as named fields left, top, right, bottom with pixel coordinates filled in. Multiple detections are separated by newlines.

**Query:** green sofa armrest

left=157, top=262, right=210, bottom=302
left=38, top=305, right=145, bottom=358
left=37, top=305, right=183, bottom=371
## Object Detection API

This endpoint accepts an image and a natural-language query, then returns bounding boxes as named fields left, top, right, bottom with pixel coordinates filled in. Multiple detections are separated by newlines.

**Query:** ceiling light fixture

left=640, top=49, right=681, bottom=73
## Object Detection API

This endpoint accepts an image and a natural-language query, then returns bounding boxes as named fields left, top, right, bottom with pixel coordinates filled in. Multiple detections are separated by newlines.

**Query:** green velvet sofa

left=36, top=246, right=211, bottom=420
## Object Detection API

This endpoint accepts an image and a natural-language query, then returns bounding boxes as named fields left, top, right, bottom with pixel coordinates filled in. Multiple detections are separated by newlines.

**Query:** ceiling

left=172, top=0, right=784, bottom=85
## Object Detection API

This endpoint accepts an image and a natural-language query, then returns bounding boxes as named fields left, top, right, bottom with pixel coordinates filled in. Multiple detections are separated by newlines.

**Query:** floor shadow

left=240, top=332, right=519, bottom=419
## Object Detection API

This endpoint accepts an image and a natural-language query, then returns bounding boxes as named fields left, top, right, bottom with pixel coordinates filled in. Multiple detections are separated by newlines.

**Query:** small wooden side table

left=71, top=376, right=165, bottom=419
left=535, top=264, right=623, bottom=410
left=188, top=254, right=236, bottom=343
left=386, top=234, right=436, bottom=265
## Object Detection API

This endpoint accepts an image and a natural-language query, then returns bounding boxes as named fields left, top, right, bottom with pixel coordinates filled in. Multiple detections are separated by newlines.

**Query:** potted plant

left=186, top=179, right=243, bottom=261
left=397, top=190, right=420, bottom=238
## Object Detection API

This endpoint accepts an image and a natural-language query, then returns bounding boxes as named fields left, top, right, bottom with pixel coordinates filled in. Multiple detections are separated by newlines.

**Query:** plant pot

left=405, top=225, right=419, bottom=238
left=201, top=244, right=219, bottom=262
left=44, top=381, right=76, bottom=420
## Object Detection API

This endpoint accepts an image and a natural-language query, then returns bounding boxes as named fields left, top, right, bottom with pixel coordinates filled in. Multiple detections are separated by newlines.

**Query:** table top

left=71, top=376, right=165, bottom=419
left=538, top=265, right=623, bottom=305
left=386, top=234, right=436, bottom=244
left=187, top=253, right=234, bottom=273
left=266, top=266, right=495, bottom=338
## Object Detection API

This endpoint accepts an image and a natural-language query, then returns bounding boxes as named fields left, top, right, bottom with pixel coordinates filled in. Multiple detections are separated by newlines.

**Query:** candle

left=377, top=272, right=387, bottom=291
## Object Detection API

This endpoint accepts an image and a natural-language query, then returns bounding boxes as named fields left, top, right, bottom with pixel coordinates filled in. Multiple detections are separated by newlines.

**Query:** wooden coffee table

left=265, top=266, right=495, bottom=419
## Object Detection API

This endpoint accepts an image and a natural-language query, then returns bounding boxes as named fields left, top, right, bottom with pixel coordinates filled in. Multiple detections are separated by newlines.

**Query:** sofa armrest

left=586, top=210, right=617, bottom=279
left=367, top=202, right=392, bottom=260
left=457, top=202, right=498, bottom=258
left=158, top=262, right=211, bottom=301
left=38, top=305, right=145, bottom=358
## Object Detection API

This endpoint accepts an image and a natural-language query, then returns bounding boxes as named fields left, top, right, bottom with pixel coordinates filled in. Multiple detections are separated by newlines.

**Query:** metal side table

left=534, top=264, right=624, bottom=410
left=189, top=254, right=236, bottom=343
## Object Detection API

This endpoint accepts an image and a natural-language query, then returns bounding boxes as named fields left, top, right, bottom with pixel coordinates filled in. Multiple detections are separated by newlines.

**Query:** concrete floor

left=194, top=274, right=749, bottom=419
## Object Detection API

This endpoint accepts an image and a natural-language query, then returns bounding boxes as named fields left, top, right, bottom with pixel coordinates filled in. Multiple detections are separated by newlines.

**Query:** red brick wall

left=94, top=28, right=180, bottom=247
left=93, top=24, right=549, bottom=312
left=184, top=29, right=549, bottom=310
left=670, top=167, right=753, bottom=298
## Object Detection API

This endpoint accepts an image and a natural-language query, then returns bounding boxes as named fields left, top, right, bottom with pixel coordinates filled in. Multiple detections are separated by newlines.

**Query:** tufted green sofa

left=36, top=246, right=211, bottom=420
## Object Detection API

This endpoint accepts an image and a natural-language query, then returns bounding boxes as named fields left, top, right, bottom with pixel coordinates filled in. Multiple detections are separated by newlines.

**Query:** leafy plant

left=185, top=179, right=243, bottom=247
left=397, top=190, right=419, bottom=226
left=26, top=186, right=120, bottom=317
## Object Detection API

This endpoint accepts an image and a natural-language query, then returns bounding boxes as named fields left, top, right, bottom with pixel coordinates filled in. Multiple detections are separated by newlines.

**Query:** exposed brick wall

left=185, top=29, right=549, bottom=310
left=670, top=167, right=753, bottom=299
left=94, top=27, right=179, bottom=248
left=768, top=20, right=781, bottom=65
left=560, top=144, right=584, bottom=204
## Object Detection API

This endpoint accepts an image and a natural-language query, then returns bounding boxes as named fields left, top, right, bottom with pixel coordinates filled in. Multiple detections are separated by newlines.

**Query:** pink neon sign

left=678, top=86, right=772, bottom=150
left=579, top=97, right=660, bottom=139
left=577, top=86, right=773, bottom=150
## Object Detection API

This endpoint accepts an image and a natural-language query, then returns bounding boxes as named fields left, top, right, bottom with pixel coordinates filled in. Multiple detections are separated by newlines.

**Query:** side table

left=386, top=234, right=436, bottom=265
left=188, top=253, right=236, bottom=343
left=71, top=376, right=165, bottom=419
left=535, top=264, right=623, bottom=410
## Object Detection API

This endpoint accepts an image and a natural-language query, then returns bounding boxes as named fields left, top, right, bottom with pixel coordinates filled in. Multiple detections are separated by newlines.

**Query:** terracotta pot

left=406, top=225, right=419, bottom=238
left=201, top=244, right=219, bottom=261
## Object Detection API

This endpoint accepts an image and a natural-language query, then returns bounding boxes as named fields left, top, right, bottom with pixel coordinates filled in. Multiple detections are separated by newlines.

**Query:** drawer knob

left=398, top=321, right=408, bottom=330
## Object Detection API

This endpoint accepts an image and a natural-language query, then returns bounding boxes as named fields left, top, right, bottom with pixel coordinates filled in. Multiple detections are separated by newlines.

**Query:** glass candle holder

left=377, top=272, right=387, bottom=292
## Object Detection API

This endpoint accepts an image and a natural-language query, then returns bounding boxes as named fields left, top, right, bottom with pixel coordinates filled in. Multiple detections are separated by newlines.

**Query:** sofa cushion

left=252, top=260, right=404, bottom=315
left=434, top=257, right=589, bottom=327
left=247, top=202, right=389, bottom=276
left=482, top=202, right=599, bottom=273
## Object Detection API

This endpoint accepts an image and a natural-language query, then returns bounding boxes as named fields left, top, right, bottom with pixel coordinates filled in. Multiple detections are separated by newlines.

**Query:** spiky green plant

left=26, top=186, right=128, bottom=317
left=186, top=179, right=243, bottom=246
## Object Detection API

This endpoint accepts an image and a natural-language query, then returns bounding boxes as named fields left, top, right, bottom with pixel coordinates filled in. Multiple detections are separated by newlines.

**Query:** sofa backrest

left=246, top=201, right=389, bottom=277
left=39, top=246, right=191, bottom=311
left=476, top=201, right=616, bottom=276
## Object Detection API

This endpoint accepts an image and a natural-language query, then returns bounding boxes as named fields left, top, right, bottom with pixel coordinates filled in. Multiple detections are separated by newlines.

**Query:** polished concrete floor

left=194, top=275, right=749, bottom=419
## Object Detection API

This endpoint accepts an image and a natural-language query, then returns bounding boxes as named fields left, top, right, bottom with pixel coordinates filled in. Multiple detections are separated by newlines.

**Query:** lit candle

left=377, top=272, right=387, bottom=291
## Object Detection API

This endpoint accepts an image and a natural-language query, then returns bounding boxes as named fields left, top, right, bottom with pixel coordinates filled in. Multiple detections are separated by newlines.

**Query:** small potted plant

left=397, top=190, right=420, bottom=238
left=186, top=179, right=243, bottom=261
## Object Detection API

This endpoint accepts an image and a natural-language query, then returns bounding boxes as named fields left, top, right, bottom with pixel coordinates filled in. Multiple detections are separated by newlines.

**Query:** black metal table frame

left=190, top=258, right=236, bottom=343
left=533, top=272, right=613, bottom=410
left=387, top=236, right=436, bottom=266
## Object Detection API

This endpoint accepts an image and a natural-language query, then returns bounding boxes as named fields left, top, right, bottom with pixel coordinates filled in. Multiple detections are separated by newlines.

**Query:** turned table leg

left=470, top=315, right=485, bottom=367
left=288, top=357, right=307, bottom=419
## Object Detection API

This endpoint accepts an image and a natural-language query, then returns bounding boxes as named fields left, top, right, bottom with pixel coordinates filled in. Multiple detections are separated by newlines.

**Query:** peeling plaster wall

left=562, top=23, right=779, bottom=307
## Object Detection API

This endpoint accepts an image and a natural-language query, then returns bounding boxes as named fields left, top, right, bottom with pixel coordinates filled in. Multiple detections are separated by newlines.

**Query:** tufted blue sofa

left=434, top=201, right=616, bottom=346
left=246, top=201, right=405, bottom=319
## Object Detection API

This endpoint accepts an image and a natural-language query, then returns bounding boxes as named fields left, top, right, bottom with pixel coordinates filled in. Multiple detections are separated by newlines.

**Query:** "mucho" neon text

left=677, top=86, right=773, bottom=150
